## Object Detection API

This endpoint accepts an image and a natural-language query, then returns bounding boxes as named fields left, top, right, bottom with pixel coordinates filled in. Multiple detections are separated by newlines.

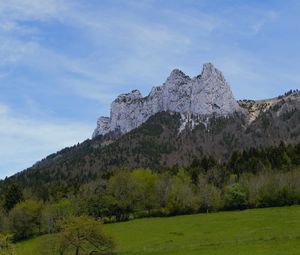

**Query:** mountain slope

left=5, top=90, right=300, bottom=188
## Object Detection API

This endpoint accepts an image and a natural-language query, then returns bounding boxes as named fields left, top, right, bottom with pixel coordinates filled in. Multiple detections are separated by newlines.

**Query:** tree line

left=1, top=142, right=300, bottom=253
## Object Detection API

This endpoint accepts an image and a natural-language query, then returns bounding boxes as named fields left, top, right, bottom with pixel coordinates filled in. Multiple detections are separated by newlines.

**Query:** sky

left=0, top=0, right=300, bottom=179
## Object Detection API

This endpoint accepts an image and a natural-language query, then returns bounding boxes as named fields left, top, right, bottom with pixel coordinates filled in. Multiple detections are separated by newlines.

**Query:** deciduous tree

left=58, top=216, right=115, bottom=255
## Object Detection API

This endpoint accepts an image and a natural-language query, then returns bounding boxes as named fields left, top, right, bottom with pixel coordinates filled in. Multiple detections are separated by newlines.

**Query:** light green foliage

left=224, top=183, right=247, bottom=210
left=58, top=215, right=114, bottom=255
left=154, top=173, right=173, bottom=208
left=107, top=171, right=139, bottom=221
left=9, top=200, right=42, bottom=241
left=198, top=182, right=223, bottom=212
left=241, top=170, right=300, bottom=207
left=106, top=169, right=161, bottom=220
left=165, top=169, right=197, bottom=214
left=131, top=169, right=158, bottom=212
left=42, top=198, right=74, bottom=234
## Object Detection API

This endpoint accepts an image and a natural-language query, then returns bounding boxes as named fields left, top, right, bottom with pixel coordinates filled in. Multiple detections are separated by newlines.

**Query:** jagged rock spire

left=200, top=63, right=225, bottom=80
left=92, top=63, right=242, bottom=137
left=167, top=69, right=190, bottom=81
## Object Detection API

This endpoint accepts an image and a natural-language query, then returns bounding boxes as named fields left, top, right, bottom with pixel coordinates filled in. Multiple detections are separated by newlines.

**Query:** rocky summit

left=93, top=63, right=243, bottom=137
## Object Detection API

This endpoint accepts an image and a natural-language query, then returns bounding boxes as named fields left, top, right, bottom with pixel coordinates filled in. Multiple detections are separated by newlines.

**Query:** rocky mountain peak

left=164, top=69, right=191, bottom=90
left=93, top=63, right=243, bottom=137
left=167, top=69, right=190, bottom=80
left=114, top=89, right=142, bottom=103
left=197, top=62, right=225, bottom=81
left=92, top=117, right=110, bottom=137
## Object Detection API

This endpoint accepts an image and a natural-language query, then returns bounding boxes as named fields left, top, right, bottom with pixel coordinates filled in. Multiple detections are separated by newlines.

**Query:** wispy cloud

left=0, top=102, right=92, bottom=178
left=0, top=0, right=299, bottom=177
left=62, top=77, right=116, bottom=103
left=0, top=0, right=74, bottom=21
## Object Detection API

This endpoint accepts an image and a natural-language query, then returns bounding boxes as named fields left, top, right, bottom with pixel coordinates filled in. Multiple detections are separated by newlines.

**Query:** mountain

left=2, top=64, right=300, bottom=188
left=93, top=63, right=242, bottom=137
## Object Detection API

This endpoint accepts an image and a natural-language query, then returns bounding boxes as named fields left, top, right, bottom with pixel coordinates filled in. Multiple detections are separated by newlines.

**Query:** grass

left=15, top=206, right=300, bottom=255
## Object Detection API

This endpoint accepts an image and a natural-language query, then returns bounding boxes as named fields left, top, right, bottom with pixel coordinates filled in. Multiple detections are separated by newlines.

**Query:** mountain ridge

left=1, top=62, right=300, bottom=189
left=6, top=89, right=299, bottom=188
left=93, top=63, right=242, bottom=137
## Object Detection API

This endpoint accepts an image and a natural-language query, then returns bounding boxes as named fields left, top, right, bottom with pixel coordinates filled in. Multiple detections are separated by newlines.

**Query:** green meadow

left=15, top=206, right=300, bottom=255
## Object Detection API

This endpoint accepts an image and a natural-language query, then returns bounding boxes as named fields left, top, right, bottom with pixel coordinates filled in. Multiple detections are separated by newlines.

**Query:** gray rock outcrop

left=92, top=63, right=243, bottom=137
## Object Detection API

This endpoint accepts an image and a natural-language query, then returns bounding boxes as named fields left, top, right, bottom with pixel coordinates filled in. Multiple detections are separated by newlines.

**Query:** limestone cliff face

left=93, top=63, right=243, bottom=137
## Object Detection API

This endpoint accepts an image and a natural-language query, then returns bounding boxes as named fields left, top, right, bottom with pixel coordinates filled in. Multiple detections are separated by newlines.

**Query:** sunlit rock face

left=93, top=63, right=243, bottom=137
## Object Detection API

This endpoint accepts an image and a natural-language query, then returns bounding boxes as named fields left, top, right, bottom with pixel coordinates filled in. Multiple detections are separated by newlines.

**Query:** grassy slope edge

left=16, top=206, right=300, bottom=255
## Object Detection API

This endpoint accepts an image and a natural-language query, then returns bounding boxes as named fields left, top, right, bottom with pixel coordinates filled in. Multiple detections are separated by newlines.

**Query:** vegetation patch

left=13, top=206, right=300, bottom=255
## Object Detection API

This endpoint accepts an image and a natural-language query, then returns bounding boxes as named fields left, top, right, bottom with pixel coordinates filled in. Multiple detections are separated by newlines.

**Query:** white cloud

left=0, top=1, right=208, bottom=99
left=0, top=1, right=297, bottom=178
left=0, top=39, right=38, bottom=67
left=0, top=103, right=93, bottom=179
left=0, top=103, right=9, bottom=114
left=0, top=0, right=74, bottom=21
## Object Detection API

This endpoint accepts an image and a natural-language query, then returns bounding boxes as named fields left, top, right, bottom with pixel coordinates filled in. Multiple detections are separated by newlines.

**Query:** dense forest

left=1, top=141, right=300, bottom=251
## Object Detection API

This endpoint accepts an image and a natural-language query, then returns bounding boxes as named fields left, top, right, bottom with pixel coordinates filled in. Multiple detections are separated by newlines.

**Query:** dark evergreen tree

left=3, top=184, right=24, bottom=212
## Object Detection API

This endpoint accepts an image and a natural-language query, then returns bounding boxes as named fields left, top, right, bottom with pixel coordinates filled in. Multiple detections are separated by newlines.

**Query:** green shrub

left=224, top=184, right=247, bottom=210
left=9, top=200, right=42, bottom=241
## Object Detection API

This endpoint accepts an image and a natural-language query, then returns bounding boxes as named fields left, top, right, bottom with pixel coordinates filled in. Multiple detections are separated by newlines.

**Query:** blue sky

left=0, top=0, right=300, bottom=178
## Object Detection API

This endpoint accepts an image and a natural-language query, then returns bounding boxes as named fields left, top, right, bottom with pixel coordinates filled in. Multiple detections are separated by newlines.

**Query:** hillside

left=15, top=206, right=300, bottom=255
left=2, top=90, right=298, bottom=187
left=1, top=61, right=300, bottom=190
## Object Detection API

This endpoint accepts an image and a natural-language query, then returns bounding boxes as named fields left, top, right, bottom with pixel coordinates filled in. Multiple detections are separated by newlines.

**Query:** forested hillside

left=1, top=141, right=300, bottom=246
left=2, top=91, right=300, bottom=190
left=1, top=92, right=300, bottom=252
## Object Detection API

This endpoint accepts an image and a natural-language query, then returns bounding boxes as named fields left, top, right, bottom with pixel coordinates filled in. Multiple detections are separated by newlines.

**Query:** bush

left=198, top=183, right=223, bottom=212
left=58, top=216, right=115, bottom=255
left=42, top=198, right=74, bottom=234
left=9, top=200, right=42, bottom=240
left=224, top=184, right=247, bottom=210
left=165, top=170, right=198, bottom=215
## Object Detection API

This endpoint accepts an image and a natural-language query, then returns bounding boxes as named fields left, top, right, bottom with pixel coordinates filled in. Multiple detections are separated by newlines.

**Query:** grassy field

left=15, top=206, right=300, bottom=255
